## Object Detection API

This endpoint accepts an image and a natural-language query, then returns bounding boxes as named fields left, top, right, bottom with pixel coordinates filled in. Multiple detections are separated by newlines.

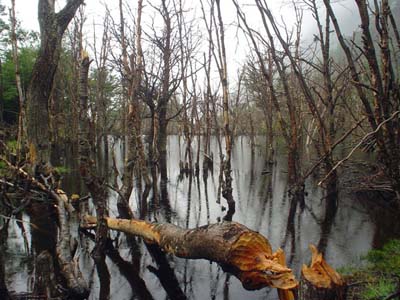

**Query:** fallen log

left=81, top=216, right=298, bottom=292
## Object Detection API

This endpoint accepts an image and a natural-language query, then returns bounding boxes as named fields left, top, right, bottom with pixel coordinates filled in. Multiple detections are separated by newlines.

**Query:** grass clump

left=54, top=166, right=71, bottom=174
left=365, top=239, right=400, bottom=277
left=0, top=160, right=6, bottom=176
left=362, top=278, right=396, bottom=300
left=6, top=140, right=18, bottom=153
left=341, top=239, right=400, bottom=300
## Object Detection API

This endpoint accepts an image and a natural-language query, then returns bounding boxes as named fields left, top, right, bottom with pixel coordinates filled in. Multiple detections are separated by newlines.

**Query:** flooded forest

left=1, top=0, right=400, bottom=299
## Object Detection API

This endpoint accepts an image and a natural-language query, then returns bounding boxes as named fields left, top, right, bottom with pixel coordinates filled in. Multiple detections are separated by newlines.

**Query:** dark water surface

left=4, top=136, right=378, bottom=299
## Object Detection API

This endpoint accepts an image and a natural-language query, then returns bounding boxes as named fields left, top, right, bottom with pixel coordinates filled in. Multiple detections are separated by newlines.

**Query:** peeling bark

left=27, top=0, right=84, bottom=167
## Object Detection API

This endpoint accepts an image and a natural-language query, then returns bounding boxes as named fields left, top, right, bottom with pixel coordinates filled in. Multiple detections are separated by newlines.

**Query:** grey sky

left=12, top=0, right=360, bottom=79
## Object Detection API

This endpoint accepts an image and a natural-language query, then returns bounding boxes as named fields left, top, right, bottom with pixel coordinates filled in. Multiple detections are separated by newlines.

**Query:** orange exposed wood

left=299, top=244, right=346, bottom=300
left=301, top=245, right=344, bottom=289
left=229, top=232, right=297, bottom=290
left=276, top=249, right=296, bottom=300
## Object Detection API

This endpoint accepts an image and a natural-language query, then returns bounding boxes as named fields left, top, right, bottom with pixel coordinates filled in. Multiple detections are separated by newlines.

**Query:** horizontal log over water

left=82, top=216, right=298, bottom=290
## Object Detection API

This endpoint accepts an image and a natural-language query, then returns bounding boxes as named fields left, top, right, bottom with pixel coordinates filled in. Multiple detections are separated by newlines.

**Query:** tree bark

left=0, top=58, right=3, bottom=124
left=79, top=53, right=110, bottom=299
left=0, top=249, right=9, bottom=300
left=10, top=0, right=26, bottom=161
left=215, top=0, right=235, bottom=219
left=158, top=0, right=172, bottom=183
left=82, top=216, right=298, bottom=291
left=323, top=0, right=400, bottom=208
left=26, top=0, right=83, bottom=167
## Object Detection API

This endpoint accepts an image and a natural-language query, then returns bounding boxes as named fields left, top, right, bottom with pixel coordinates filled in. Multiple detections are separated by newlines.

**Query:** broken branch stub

left=82, top=216, right=298, bottom=291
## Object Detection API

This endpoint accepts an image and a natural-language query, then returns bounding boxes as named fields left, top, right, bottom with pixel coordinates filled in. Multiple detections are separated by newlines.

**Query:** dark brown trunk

left=10, top=0, right=26, bottom=160
left=158, top=109, right=168, bottom=182
left=79, top=54, right=110, bottom=299
left=0, top=248, right=9, bottom=300
left=0, top=58, right=3, bottom=124
left=27, top=0, right=83, bottom=167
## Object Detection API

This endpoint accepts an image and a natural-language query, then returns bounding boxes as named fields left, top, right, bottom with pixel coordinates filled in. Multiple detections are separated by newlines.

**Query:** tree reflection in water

left=3, top=136, right=379, bottom=299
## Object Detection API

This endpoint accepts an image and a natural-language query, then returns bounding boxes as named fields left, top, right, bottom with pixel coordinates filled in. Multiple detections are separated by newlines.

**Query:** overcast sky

left=11, top=0, right=360, bottom=77
left=13, top=0, right=359, bottom=34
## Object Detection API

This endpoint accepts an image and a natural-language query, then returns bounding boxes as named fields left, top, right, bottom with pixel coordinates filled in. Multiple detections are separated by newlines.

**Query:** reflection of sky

left=5, top=136, right=374, bottom=299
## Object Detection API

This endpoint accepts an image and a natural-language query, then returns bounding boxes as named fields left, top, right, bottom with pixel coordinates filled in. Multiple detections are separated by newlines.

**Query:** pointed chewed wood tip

left=81, top=49, right=89, bottom=60
left=229, top=231, right=298, bottom=290
left=301, top=244, right=345, bottom=289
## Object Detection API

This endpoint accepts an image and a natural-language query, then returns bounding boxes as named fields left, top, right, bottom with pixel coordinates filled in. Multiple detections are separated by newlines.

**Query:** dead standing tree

left=26, top=0, right=84, bottom=170
left=233, top=1, right=303, bottom=196
left=323, top=0, right=400, bottom=209
left=91, top=12, right=112, bottom=176
left=9, top=0, right=25, bottom=161
left=249, top=0, right=353, bottom=206
left=142, top=0, right=190, bottom=203
left=157, top=0, right=173, bottom=183
left=117, top=0, right=151, bottom=209
left=215, top=0, right=235, bottom=219
left=78, top=52, right=111, bottom=299
left=201, top=0, right=236, bottom=219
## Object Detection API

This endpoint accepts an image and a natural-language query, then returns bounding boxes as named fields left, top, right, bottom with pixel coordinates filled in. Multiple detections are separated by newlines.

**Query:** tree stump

left=299, top=245, right=346, bottom=300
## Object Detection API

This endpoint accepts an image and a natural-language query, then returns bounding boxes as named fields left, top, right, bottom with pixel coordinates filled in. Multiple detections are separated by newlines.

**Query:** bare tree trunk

left=0, top=58, right=3, bottom=124
left=0, top=248, right=9, bottom=299
left=26, top=0, right=83, bottom=169
left=233, top=1, right=302, bottom=192
left=177, top=0, right=193, bottom=174
left=79, top=53, right=110, bottom=300
left=133, top=0, right=152, bottom=206
left=215, top=0, right=235, bottom=219
left=157, top=0, right=172, bottom=183
left=323, top=0, right=400, bottom=208
left=10, top=0, right=25, bottom=161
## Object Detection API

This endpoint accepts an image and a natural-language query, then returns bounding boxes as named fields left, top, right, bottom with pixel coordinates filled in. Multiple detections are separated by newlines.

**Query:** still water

left=4, top=136, right=376, bottom=299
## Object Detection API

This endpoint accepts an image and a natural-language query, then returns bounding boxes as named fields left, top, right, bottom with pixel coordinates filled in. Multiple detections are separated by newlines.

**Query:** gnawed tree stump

left=299, top=245, right=346, bottom=300
left=82, top=216, right=298, bottom=292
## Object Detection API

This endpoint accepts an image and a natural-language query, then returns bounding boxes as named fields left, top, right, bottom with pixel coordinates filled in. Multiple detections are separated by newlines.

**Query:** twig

left=0, top=213, right=40, bottom=230
left=384, top=290, right=400, bottom=300
left=319, top=111, right=400, bottom=186
left=104, top=183, right=128, bottom=205
left=302, top=116, right=366, bottom=181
